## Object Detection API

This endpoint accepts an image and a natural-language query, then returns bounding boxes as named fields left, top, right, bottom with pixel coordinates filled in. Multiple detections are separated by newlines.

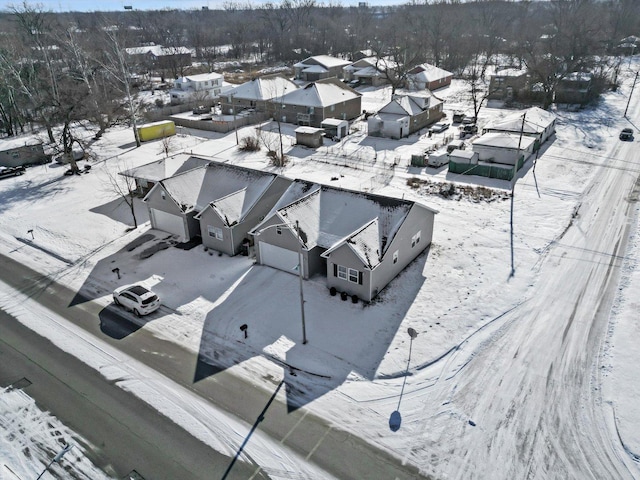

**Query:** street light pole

left=624, top=70, right=639, bottom=118
left=36, top=444, right=73, bottom=480
left=296, top=220, right=308, bottom=344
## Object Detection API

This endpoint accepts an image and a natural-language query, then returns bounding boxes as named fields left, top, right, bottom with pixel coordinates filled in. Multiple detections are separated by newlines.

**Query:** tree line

left=0, top=0, right=638, bottom=167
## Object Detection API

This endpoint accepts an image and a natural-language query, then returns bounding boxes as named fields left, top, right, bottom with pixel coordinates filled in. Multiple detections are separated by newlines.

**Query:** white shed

left=321, top=118, right=349, bottom=140
left=471, top=132, right=536, bottom=166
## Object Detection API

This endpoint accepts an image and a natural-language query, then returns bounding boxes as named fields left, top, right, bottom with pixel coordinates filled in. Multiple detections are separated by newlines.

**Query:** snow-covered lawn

left=1, top=69, right=640, bottom=479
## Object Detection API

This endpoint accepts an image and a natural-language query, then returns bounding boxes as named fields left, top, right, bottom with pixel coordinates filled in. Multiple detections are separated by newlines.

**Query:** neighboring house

left=367, top=90, right=444, bottom=139
left=293, top=55, right=352, bottom=82
left=487, top=68, right=529, bottom=102
left=144, top=160, right=291, bottom=254
left=0, top=136, right=49, bottom=167
left=119, top=154, right=212, bottom=197
left=250, top=180, right=437, bottom=302
left=471, top=132, right=537, bottom=166
left=406, top=63, right=453, bottom=91
left=125, top=44, right=192, bottom=72
left=169, top=72, right=223, bottom=105
left=343, top=57, right=395, bottom=87
left=277, top=78, right=362, bottom=127
left=482, top=107, right=556, bottom=146
left=555, top=72, right=594, bottom=105
left=219, top=74, right=299, bottom=115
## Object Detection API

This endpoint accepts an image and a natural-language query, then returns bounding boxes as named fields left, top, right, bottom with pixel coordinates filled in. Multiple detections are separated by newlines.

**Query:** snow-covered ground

left=2, top=62, right=640, bottom=479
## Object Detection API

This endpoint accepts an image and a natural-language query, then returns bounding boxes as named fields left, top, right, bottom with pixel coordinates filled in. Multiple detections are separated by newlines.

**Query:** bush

left=239, top=136, right=261, bottom=151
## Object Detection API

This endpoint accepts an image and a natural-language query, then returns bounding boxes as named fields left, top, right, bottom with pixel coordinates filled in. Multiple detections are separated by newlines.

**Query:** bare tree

left=105, top=163, right=139, bottom=229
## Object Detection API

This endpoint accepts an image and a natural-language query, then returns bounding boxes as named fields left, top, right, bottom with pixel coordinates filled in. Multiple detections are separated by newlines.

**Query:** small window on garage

left=161, top=191, right=166, bottom=200
left=276, top=226, right=282, bottom=235
left=393, top=250, right=398, bottom=264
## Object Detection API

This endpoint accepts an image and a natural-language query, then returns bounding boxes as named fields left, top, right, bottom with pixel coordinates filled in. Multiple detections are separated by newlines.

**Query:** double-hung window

left=208, top=225, right=223, bottom=240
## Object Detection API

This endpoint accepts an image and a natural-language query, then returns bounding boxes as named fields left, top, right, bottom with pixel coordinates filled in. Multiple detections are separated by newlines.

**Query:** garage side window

left=333, top=263, right=363, bottom=285
left=207, top=225, right=223, bottom=240
left=411, top=230, right=421, bottom=247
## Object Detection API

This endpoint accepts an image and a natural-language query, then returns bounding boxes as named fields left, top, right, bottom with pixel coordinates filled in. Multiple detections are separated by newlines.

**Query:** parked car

left=429, top=122, right=450, bottom=134
left=113, top=284, right=161, bottom=316
left=460, top=124, right=479, bottom=138
left=446, top=139, right=465, bottom=153
left=0, top=165, right=25, bottom=179
left=193, top=105, right=210, bottom=115
left=452, top=111, right=465, bottom=123
left=619, top=128, right=634, bottom=140
left=462, top=115, right=477, bottom=125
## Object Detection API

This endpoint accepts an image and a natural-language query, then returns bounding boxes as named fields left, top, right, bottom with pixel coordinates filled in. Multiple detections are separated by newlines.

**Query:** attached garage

left=258, top=242, right=300, bottom=274
left=150, top=208, right=188, bottom=242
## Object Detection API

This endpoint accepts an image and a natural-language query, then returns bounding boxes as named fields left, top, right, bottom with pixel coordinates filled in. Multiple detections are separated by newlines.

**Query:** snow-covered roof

left=0, top=135, right=43, bottom=152
left=225, top=75, right=298, bottom=101
left=407, top=63, right=452, bottom=82
left=377, top=93, right=440, bottom=118
left=354, top=66, right=384, bottom=79
left=321, top=118, right=348, bottom=127
left=125, top=45, right=191, bottom=57
left=300, top=65, right=328, bottom=74
left=256, top=180, right=433, bottom=268
left=175, top=72, right=222, bottom=84
left=153, top=160, right=279, bottom=223
left=295, top=127, right=324, bottom=135
left=563, top=72, right=593, bottom=83
left=294, top=55, right=352, bottom=70
left=119, top=155, right=211, bottom=182
left=493, top=68, right=527, bottom=77
left=484, top=107, right=555, bottom=135
left=472, top=132, right=537, bottom=150
left=281, top=79, right=360, bottom=108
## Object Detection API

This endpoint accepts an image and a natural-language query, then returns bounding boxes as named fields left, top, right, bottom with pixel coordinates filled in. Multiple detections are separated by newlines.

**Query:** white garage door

left=150, top=208, right=187, bottom=242
left=259, top=242, right=300, bottom=274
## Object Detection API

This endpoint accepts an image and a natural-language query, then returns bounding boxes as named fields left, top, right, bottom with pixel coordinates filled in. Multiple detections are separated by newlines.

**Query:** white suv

left=113, top=284, right=161, bottom=316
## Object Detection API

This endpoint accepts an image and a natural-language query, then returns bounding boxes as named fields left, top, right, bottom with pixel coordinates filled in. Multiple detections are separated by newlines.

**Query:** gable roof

left=225, top=74, right=298, bottom=101
left=294, top=55, right=352, bottom=70
left=0, top=134, right=43, bottom=152
left=255, top=180, right=436, bottom=269
left=407, top=63, right=453, bottom=83
left=175, top=72, right=222, bottom=84
left=148, top=160, right=280, bottom=223
left=125, top=45, right=191, bottom=57
left=484, top=107, right=555, bottom=135
left=119, top=155, right=211, bottom=182
left=280, top=78, right=360, bottom=108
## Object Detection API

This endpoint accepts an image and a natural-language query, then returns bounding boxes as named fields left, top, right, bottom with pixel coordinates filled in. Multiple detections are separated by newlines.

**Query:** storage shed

left=295, top=126, right=324, bottom=148
left=321, top=118, right=349, bottom=140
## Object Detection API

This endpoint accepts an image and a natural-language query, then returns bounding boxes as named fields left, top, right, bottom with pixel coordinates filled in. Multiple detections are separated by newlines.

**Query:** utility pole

left=624, top=71, right=639, bottom=118
left=510, top=112, right=526, bottom=278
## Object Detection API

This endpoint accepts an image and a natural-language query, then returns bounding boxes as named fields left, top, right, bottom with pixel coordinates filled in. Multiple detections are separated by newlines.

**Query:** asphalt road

left=0, top=253, right=427, bottom=480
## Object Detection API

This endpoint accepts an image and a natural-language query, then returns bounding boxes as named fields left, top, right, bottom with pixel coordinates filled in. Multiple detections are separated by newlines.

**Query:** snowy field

left=1, top=63, right=640, bottom=479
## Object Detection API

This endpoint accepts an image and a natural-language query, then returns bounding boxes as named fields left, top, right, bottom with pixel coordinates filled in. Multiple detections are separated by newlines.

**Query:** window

left=337, top=264, right=347, bottom=280
left=276, top=226, right=282, bottom=235
left=161, top=191, right=166, bottom=200
left=330, top=105, right=335, bottom=112
left=411, top=231, right=421, bottom=247
left=348, top=268, right=359, bottom=283
left=11, top=152, right=19, bottom=159
left=393, top=250, right=398, bottom=264
left=208, top=225, right=223, bottom=240
left=334, top=264, right=362, bottom=284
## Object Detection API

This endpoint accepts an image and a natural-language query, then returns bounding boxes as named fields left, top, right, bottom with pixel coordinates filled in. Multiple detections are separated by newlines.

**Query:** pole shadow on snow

left=389, top=328, right=417, bottom=432
left=220, top=381, right=284, bottom=480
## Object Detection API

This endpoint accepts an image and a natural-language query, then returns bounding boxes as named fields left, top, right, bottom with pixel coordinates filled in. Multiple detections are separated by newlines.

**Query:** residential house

left=367, top=90, right=444, bottom=139
left=169, top=72, right=224, bottom=105
left=343, top=57, right=395, bottom=87
left=277, top=78, right=362, bottom=127
left=0, top=136, right=49, bottom=167
left=219, top=74, right=299, bottom=116
left=555, top=72, right=594, bottom=105
left=119, top=154, right=212, bottom=197
left=406, top=63, right=453, bottom=91
left=125, top=44, right=192, bottom=72
left=144, top=160, right=291, bottom=255
left=251, top=180, right=437, bottom=302
left=482, top=107, right=556, bottom=147
left=487, top=68, right=529, bottom=102
left=293, top=55, right=352, bottom=82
